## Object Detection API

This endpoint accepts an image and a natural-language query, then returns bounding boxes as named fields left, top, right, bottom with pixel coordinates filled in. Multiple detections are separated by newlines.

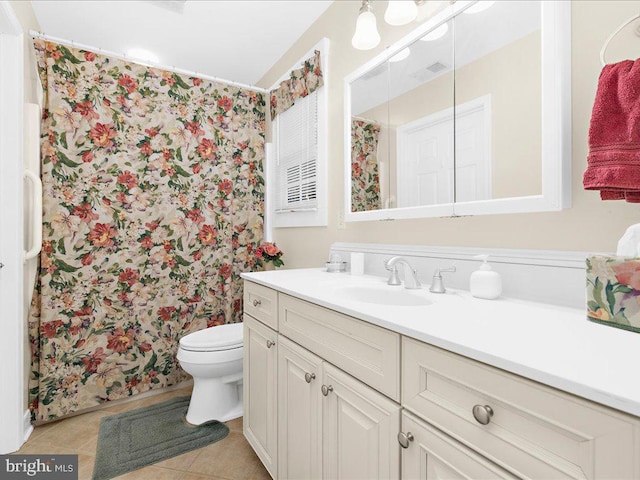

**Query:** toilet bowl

left=177, top=323, right=243, bottom=425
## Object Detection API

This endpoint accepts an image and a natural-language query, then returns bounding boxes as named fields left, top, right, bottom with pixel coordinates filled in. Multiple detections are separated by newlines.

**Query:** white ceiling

left=30, top=0, right=334, bottom=87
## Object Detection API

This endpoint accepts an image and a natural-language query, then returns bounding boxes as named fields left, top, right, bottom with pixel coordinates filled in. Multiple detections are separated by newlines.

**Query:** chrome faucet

left=384, top=257, right=421, bottom=289
left=429, top=266, right=456, bottom=294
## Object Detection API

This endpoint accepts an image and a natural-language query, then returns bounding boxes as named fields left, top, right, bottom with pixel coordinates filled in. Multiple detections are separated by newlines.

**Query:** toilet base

left=185, top=377, right=243, bottom=426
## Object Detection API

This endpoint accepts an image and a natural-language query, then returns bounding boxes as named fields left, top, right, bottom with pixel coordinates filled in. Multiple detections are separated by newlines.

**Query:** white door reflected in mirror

left=397, top=96, right=490, bottom=207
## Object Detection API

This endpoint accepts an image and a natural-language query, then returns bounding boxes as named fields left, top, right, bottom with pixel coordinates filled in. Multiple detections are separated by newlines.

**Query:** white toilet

left=177, top=323, right=243, bottom=425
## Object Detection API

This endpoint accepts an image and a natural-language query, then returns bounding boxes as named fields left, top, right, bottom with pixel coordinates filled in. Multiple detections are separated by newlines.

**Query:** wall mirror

left=344, top=0, right=571, bottom=222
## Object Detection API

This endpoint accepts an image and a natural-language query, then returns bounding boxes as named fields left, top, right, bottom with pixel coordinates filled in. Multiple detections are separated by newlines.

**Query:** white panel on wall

left=329, top=242, right=590, bottom=310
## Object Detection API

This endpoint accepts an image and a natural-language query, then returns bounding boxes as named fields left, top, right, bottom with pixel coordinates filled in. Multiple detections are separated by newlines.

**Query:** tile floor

left=14, top=387, right=270, bottom=480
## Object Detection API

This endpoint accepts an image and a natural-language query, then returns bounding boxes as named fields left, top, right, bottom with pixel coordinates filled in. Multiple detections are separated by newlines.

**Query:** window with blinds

left=274, top=90, right=318, bottom=213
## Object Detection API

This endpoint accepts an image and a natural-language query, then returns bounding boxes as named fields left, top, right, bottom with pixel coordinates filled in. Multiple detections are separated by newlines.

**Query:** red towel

left=583, top=59, right=640, bottom=202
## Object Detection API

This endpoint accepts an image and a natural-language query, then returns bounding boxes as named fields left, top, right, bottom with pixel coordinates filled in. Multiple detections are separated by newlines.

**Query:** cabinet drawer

left=279, top=293, right=400, bottom=402
left=402, top=337, right=640, bottom=479
left=243, top=280, right=278, bottom=330
left=401, top=410, right=517, bottom=480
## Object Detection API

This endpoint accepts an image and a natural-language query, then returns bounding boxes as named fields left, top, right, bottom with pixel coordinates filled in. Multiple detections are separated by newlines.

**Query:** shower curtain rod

left=29, top=30, right=269, bottom=94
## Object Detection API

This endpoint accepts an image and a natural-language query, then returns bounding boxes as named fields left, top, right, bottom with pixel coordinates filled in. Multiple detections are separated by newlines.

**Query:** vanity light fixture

left=352, top=0, right=381, bottom=50
left=389, top=47, right=411, bottom=62
left=352, top=0, right=429, bottom=50
left=419, top=22, right=449, bottom=41
left=463, top=1, right=496, bottom=14
left=384, top=1, right=418, bottom=26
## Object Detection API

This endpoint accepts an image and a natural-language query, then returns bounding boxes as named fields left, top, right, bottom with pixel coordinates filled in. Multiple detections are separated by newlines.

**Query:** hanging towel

left=583, top=59, right=640, bottom=202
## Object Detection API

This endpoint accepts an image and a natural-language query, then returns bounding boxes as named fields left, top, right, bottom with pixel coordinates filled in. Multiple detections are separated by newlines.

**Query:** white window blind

left=275, top=90, right=318, bottom=213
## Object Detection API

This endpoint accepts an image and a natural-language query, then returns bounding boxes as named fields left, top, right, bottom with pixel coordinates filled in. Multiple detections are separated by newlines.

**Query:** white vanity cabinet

left=243, top=278, right=640, bottom=480
left=278, top=336, right=401, bottom=480
left=243, top=281, right=280, bottom=478
left=244, top=281, right=401, bottom=479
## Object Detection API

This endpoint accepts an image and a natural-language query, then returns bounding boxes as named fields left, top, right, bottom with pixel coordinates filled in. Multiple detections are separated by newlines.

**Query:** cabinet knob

left=253, top=299, right=262, bottom=307
left=472, top=404, right=494, bottom=425
left=305, top=372, right=316, bottom=383
left=321, top=384, right=333, bottom=396
left=397, top=431, right=414, bottom=449
left=266, top=339, right=276, bottom=348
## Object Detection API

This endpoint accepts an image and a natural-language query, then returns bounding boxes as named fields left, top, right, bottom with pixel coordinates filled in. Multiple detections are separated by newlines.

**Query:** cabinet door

left=401, top=411, right=517, bottom=480
left=243, top=315, right=278, bottom=478
left=278, top=336, right=323, bottom=480
left=322, top=363, right=400, bottom=480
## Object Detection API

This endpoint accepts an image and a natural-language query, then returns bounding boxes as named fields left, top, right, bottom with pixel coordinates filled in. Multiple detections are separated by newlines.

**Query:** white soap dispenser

left=470, top=255, right=502, bottom=300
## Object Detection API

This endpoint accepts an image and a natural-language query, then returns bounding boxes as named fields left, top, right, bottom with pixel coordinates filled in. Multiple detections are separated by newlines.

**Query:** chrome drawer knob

left=472, top=404, right=494, bottom=425
left=397, top=431, right=414, bottom=449
left=304, top=372, right=316, bottom=383
left=253, top=299, right=262, bottom=307
left=321, top=384, right=333, bottom=396
left=266, top=339, right=275, bottom=348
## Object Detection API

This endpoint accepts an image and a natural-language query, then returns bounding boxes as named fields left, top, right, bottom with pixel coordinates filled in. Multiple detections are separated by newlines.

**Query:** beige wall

left=457, top=31, right=541, bottom=199
left=258, top=0, right=640, bottom=269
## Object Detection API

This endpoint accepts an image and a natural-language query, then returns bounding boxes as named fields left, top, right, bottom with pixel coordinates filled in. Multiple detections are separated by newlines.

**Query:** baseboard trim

left=23, top=410, right=33, bottom=443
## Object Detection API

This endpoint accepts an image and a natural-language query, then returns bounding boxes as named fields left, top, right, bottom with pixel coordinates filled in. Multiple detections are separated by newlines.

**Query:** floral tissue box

left=586, top=255, right=640, bottom=333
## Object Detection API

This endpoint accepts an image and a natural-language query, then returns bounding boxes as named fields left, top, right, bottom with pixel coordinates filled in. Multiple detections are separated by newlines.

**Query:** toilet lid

left=179, top=323, right=243, bottom=352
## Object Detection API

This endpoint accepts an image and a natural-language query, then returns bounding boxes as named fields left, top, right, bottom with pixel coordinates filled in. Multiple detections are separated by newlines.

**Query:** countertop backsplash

left=328, top=242, right=602, bottom=310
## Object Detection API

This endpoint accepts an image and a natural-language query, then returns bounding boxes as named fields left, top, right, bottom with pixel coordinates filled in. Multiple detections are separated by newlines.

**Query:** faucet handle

left=387, top=266, right=401, bottom=286
left=384, top=258, right=402, bottom=285
left=435, top=266, right=456, bottom=277
left=430, top=266, right=456, bottom=294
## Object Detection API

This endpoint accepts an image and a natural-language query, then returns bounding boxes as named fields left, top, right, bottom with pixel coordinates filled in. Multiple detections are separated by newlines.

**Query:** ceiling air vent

left=409, top=61, right=449, bottom=83
left=426, top=61, right=447, bottom=73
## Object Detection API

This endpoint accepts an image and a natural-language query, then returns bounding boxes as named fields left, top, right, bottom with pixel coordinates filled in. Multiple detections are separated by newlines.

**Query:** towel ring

left=600, top=13, right=640, bottom=66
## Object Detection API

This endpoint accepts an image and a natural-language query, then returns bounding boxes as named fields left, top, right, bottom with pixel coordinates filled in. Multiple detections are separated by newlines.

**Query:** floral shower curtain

left=29, top=40, right=266, bottom=421
left=351, top=118, right=382, bottom=212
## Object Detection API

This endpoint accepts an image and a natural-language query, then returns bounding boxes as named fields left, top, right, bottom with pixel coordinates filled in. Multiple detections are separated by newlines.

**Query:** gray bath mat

left=92, top=396, right=229, bottom=480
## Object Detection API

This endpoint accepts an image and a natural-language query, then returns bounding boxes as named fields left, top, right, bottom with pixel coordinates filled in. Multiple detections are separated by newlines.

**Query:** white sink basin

left=341, top=286, right=433, bottom=306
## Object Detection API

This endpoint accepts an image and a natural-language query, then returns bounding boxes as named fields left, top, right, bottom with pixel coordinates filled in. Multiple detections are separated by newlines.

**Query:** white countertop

left=242, top=268, right=640, bottom=418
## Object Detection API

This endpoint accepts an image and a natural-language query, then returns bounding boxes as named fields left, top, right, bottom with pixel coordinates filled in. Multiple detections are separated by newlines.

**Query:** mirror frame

left=344, top=0, right=571, bottom=222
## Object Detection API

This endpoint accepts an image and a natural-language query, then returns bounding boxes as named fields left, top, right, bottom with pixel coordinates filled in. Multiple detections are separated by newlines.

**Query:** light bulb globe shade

left=463, top=1, right=496, bottom=14
left=352, top=10, right=381, bottom=50
left=419, top=23, right=449, bottom=42
left=385, top=1, right=418, bottom=26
